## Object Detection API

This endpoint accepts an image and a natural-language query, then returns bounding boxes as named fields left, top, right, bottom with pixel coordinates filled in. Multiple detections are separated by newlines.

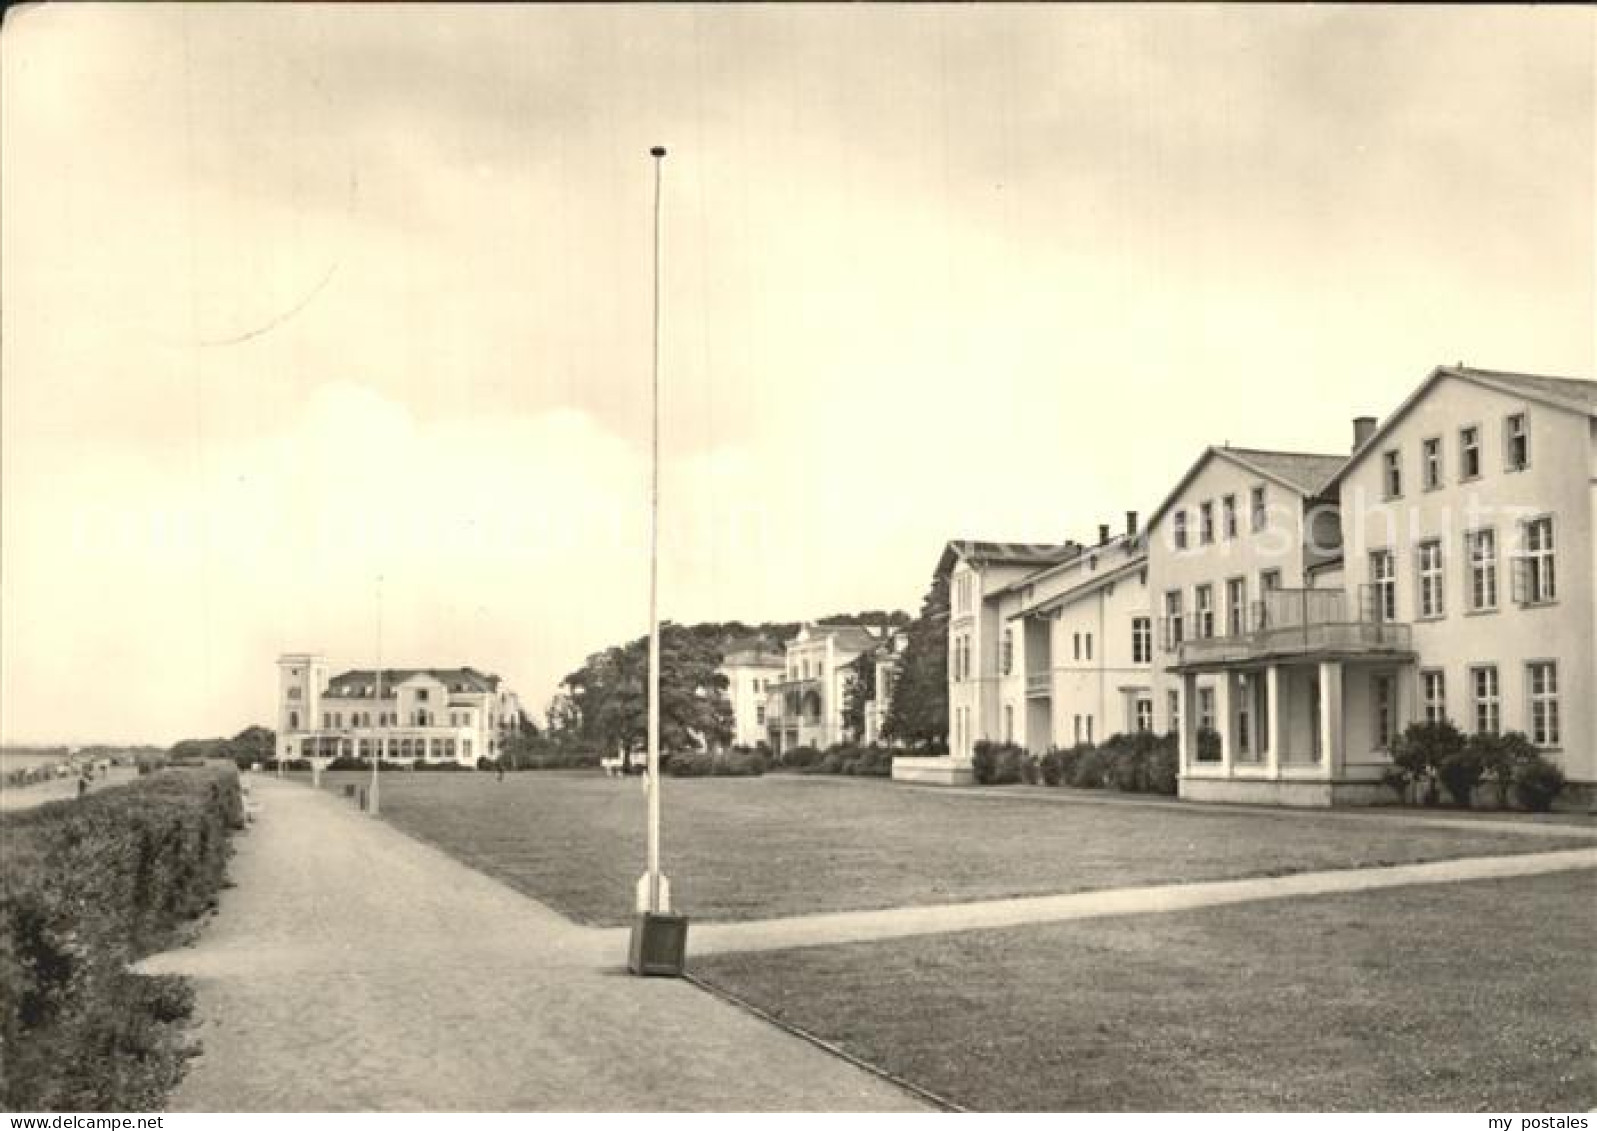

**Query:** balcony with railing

left=1170, top=586, right=1412, bottom=669
left=1025, top=671, right=1051, bottom=697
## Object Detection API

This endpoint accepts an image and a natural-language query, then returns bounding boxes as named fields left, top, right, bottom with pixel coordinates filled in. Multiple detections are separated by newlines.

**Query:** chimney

left=1353, top=416, right=1378, bottom=452
left=1098, top=523, right=1111, bottom=546
left=1125, top=510, right=1139, bottom=539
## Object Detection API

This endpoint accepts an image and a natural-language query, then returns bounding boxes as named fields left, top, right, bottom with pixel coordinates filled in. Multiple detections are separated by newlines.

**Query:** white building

left=862, top=628, right=910, bottom=745
left=718, top=643, right=785, bottom=748
left=764, top=623, right=893, bottom=753
left=276, top=654, right=523, bottom=767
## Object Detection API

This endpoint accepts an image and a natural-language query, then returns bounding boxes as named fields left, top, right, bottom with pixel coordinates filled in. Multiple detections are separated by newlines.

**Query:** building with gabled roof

left=276, top=655, right=523, bottom=767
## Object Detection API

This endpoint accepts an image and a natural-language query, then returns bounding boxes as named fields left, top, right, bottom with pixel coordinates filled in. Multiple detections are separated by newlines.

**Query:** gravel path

left=142, top=776, right=925, bottom=1112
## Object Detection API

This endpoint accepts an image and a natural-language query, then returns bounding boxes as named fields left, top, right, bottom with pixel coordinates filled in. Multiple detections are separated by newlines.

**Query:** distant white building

left=764, top=624, right=897, bottom=753
left=863, top=628, right=910, bottom=746
left=276, top=653, right=523, bottom=767
left=718, top=643, right=785, bottom=748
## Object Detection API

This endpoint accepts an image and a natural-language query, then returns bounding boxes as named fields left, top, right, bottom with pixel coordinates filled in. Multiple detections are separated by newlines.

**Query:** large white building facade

left=902, top=364, right=1595, bottom=807
left=718, top=643, right=785, bottom=748
left=763, top=624, right=895, bottom=753
left=276, top=654, right=524, bottom=767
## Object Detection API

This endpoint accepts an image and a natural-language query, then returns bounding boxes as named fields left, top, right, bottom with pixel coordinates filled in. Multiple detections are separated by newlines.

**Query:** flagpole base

left=628, top=910, right=689, bottom=977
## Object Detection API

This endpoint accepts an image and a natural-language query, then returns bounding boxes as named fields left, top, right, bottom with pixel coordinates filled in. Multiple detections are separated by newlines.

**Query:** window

left=755, top=703, right=765, bottom=726
left=1197, top=688, right=1216, bottom=732
left=1003, top=704, right=1014, bottom=744
left=1527, top=661, right=1559, bottom=747
left=322, top=713, right=331, bottom=728
left=1199, top=501, right=1215, bottom=545
left=1519, top=517, right=1556, bottom=605
left=1422, top=437, right=1442, bottom=490
left=1073, top=632, right=1081, bottom=661
left=1225, top=577, right=1246, bottom=636
left=1000, top=628, right=1013, bottom=675
left=1132, top=617, right=1152, bottom=664
left=1382, top=450, right=1402, bottom=498
left=1167, top=690, right=1181, bottom=736
left=1466, top=529, right=1497, bottom=612
left=1260, top=568, right=1281, bottom=593
left=1471, top=666, right=1500, bottom=735
left=1222, top=494, right=1237, bottom=539
left=1369, top=549, right=1396, bottom=622
left=1416, top=540, right=1444, bottom=619
left=1086, top=715, right=1094, bottom=744
left=1173, top=509, right=1189, bottom=550
left=1505, top=413, right=1528, bottom=471
left=1421, top=670, right=1446, bottom=724
left=1250, top=486, right=1267, bottom=532
left=1073, top=715, right=1083, bottom=744
left=1372, top=673, right=1396, bottom=750
left=1084, top=633, right=1093, bottom=662
left=1195, top=584, right=1215, bottom=639
left=1135, top=698, right=1153, bottom=733
left=288, top=710, right=299, bottom=729
left=287, top=687, right=302, bottom=700
left=416, top=688, right=430, bottom=702
left=1459, top=425, right=1481, bottom=480
left=1163, top=590, right=1184, bottom=650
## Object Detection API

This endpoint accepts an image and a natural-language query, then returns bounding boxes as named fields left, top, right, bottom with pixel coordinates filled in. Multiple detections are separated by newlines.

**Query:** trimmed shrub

left=778, top=745, right=824, bottom=770
left=1437, top=746, right=1486, bottom=808
left=0, top=766, right=242, bottom=1110
left=1387, top=720, right=1465, bottom=805
left=972, top=741, right=1029, bottom=785
left=1145, top=740, right=1179, bottom=795
left=1514, top=754, right=1566, bottom=812
left=663, top=751, right=767, bottom=778
left=1473, top=730, right=1539, bottom=808
left=1067, top=746, right=1109, bottom=789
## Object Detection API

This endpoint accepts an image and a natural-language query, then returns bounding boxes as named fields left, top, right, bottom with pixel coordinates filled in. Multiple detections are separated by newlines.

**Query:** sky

left=2, top=4, right=1592, bottom=744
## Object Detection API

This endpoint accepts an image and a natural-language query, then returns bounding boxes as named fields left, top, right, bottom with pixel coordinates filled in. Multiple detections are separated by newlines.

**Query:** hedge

left=0, top=764, right=243, bottom=1110
left=664, top=751, right=767, bottom=777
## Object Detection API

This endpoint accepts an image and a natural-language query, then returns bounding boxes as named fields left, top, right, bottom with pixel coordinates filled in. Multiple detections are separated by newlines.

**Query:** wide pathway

left=657, top=844, right=1597, bottom=956
left=142, top=776, right=925, bottom=1112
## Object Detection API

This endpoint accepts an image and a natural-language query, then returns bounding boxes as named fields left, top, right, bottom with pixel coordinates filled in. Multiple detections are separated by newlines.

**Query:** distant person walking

left=496, top=760, right=505, bottom=783
left=77, top=772, right=89, bottom=799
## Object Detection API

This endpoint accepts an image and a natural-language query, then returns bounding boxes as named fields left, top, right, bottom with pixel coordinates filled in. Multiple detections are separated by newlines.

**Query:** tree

left=230, top=725, right=276, bottom=766
left=560, top=623, right=735, bottom=756
left=883, top=563, right=950, bottom=750
left=841, top=651, right=878, bottom=743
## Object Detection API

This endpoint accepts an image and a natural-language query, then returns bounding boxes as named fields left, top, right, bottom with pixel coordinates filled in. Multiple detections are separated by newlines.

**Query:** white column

left=1214, top=672, right=1235, bottom=776
left=1318, top=660, right=1344, bottom=780
left=1178, top=672, right=1199, bottom=775
left=1265, top=665, right=1283, bottom=777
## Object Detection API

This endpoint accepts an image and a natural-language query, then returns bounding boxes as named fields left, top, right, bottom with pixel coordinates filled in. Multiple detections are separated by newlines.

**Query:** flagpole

left=646, top=144, right=665, bottom=914
left=371, top=575, right=382, bottom=816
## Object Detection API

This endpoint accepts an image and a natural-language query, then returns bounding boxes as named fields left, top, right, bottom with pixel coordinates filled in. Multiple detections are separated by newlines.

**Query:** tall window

left=1260, top=568, right=1282, bottom=593
left=1073, top=632, right=1082, bottom=661
left=1000, top=628, right=1013, bottom=675
left=1084, top=633, right=1094, bottom=662
left=1505, top=413, right=1529, bottom=471
left=1520, top=517, right=1556, bottom=604
left=1173, top=509, right=1188, bottom=550
left=1372, top=673, right=1396, bottom=750
left=1225, top=577, right=1246, bottom=636
left=1222, top=494, right=1238, bottom=539
left=1164, top=590, right=1185, bottom=649
left=1382, top=450, right=1402, bottom=498
left=1167, top=689, right=1181, bottom=736
left=1132, top=617, right=1152, bottom=664
left=1459, top=425, right=1481, bottom=479
left=1417, top=540, right=1444, bottom=618
left=1197, top=688, right=1216, bottom=733
left=1527, top=661, right=1559, bottom=747
left=1003, top=704, right=1014, bottom=744
left=1422, top=437, right=1442, bottom=490
left=1420, top=670, right=1446, bottom=724
left=1369, top=549, right=1396, bottom=622
left=1250, top=486, right=1267, bottom=532
left=1236, top=676, right=1253, bottom=757
left=1471, top=666, right=1500, bottom=735
left=1466, top=529, right=1497, bottom=612
left=1195, top=584, right=1215, bottom=639
left=1199, top=501, right=1215, bottom=545
left=1135, top=698, right=1153, bottom=733
left=288, top=711, right=300, bottom=729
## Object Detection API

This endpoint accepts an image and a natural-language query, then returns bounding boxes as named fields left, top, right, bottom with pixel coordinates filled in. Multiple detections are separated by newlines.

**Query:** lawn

left=300, top=770, right=1590, bottom=926
left=693, top=870, right=1597, bottom=1112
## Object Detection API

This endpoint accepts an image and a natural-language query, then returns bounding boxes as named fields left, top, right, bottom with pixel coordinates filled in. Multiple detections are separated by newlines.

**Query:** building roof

left=799, top=623, right=885, bottom=652
left=721, top=646, right=785, bottom=668
left=323, top=667, right=503, bottom=698
left=936, top=539, right=1082, bottom=579
left=1145, top=445, right=1344, bottom=531
left=1325, top=364, right=1597, bottom=490
left=1009, top=551, right=1148, bottom=620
